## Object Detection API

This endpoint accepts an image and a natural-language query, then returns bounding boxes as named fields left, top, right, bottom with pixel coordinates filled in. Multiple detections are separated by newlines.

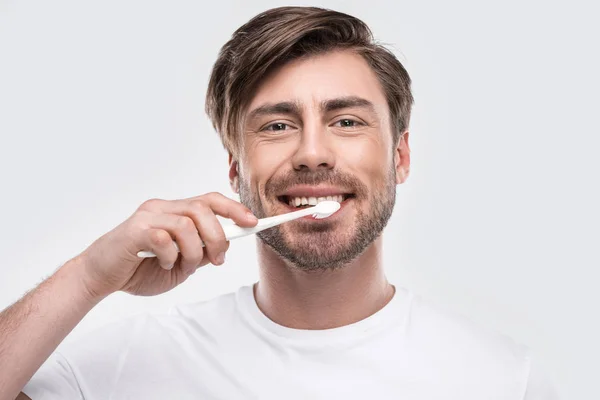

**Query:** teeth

left=288, top=194, right=346, bottom=207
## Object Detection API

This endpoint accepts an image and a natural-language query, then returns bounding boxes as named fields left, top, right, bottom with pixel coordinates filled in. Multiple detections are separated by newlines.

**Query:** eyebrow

left=247, top=101, right=302, bottom=121
left=246, top=96, right=378, bottom=122
left=320, top=96, right=377, bottom=114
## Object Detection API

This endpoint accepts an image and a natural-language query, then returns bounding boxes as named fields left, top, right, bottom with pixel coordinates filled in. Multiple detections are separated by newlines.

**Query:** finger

left=158, top=193, right=255, bottom=228
left=194, top=193, right=258, bottom=227
left=142, top=213, right=205, bottom=273
left=143, top=206, right=228, bottom=266
left=138, top=194, right=258, bottom=228
left=209, top=235, right=232, bottom=268
left=186, top=202, right=228, bottom=265
left=136, top=228, right=179, bottom=270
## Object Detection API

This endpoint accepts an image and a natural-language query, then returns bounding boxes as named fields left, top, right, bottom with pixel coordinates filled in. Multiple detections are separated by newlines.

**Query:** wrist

left=57, top=255, right=109, bottom=308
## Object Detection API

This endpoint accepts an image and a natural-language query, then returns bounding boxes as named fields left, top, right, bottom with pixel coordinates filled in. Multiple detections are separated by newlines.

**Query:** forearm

left=0, top=256, right=104, bottom=399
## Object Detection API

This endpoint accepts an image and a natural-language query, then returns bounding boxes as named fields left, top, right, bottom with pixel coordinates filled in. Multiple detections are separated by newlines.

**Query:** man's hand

left=79, top=193, right=258, bottom=299
left=0, top=192, right=257, bottom=400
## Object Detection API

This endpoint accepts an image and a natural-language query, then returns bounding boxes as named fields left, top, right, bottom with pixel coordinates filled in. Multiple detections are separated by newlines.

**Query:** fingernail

left=165, top=264, right=174, bottom=270
left=246, top=212, right=257, bottom=221
left=216, top=252, right=225, bottom=265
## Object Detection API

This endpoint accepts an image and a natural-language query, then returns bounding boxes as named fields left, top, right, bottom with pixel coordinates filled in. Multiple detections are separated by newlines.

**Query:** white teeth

left=288, top=195, right=346, bottom=207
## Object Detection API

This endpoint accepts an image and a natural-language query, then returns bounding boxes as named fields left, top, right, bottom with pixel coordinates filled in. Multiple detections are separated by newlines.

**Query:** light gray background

left=1, top=0, right=598, bottom=398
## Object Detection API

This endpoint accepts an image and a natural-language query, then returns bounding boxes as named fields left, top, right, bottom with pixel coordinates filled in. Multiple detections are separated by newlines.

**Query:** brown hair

left=205, top=6, right=413, bottom=157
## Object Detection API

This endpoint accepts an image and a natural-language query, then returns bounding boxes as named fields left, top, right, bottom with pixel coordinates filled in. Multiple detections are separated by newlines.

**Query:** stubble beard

left=238, top=168, right=397, bottom=272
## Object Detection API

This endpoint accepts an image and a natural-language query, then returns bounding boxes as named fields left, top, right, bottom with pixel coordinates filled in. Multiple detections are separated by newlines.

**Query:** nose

left=291, top=121, right=336, bottom=172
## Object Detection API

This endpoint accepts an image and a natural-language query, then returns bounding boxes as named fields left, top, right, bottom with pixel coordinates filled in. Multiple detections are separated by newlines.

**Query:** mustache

left=264, top=169, right=368, bottom=198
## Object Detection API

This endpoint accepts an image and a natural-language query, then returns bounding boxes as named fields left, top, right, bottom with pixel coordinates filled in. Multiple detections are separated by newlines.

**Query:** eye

left=263, top=122, right=290, bottom=132
left=333, top=119, right=362, bottom=128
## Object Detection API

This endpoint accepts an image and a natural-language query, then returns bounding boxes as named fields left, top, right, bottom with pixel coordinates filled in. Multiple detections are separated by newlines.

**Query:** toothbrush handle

left=222, top=222, right=272, bottom=241
left=136, top=221, right=275, bottom=258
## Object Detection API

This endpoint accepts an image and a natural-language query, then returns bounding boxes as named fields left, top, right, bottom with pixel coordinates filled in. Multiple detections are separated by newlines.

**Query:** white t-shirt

left=24, top=285, right=558, bottom=399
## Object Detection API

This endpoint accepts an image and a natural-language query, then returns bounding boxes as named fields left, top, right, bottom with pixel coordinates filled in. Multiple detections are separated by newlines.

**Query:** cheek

left=244, top=141, right=292, bottom=188
left=338, top=138, right=391, bottom=178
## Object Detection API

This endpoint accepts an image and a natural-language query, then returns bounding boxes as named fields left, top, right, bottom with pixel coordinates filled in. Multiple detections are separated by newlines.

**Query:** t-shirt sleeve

left=523, top=356, right=560, bottom=400
left=21, top=314, right=150, bottom=399
left=22, top=351, right=82, bottom=400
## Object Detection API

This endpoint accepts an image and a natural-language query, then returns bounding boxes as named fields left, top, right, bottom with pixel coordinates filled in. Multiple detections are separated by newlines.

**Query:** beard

left=238, top=167, right=396, bottom=271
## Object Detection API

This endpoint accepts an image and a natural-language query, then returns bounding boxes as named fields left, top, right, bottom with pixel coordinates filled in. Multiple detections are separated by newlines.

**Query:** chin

left=269, top=226, right=361, bottom=271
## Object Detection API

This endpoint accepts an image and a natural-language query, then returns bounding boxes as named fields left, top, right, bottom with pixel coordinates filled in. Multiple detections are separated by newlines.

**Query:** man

left=0, top=6, right=557, bottom=400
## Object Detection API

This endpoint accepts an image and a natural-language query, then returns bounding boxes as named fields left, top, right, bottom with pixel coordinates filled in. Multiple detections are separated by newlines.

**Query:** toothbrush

left=136, top=200, right=341, bottom=258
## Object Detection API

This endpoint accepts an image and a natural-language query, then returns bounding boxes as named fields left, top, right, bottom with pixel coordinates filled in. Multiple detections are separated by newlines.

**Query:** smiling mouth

left=277, top=194, right=355, bottom=208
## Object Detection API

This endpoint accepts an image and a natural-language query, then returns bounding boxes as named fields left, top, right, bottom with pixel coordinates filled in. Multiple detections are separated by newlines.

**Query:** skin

left=3, top=49, right=410, bottom=400
left=232, top=50, right=411, bottom=329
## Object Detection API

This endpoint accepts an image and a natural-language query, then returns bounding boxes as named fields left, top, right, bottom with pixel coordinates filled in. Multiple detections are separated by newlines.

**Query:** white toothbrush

left=136, top=200, right=341, bottom=258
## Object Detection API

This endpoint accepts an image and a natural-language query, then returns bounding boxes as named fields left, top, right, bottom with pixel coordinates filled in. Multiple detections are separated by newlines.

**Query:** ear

left=228, top=152, right=240, bottom=193
left=395, top=131, right=410, bottom=184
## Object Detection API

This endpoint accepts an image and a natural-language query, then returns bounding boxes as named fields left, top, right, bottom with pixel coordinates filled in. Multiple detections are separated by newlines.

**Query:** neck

left=254, top=236, right=394, bottom=330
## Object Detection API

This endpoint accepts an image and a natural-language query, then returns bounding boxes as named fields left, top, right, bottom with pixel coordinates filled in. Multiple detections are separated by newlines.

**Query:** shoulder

left=24, top=290, right=249, bottom=398
left=58, top=288, right=245, bottom=359
left=168, top=287, right=240, bottom=322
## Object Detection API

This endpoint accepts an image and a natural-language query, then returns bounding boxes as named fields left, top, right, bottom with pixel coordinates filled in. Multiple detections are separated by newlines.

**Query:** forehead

left=247, top=50, right=389, bottom=116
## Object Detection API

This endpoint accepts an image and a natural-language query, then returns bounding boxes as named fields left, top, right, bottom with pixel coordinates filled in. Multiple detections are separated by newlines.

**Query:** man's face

left=233, top=50, right=410, bottom=270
